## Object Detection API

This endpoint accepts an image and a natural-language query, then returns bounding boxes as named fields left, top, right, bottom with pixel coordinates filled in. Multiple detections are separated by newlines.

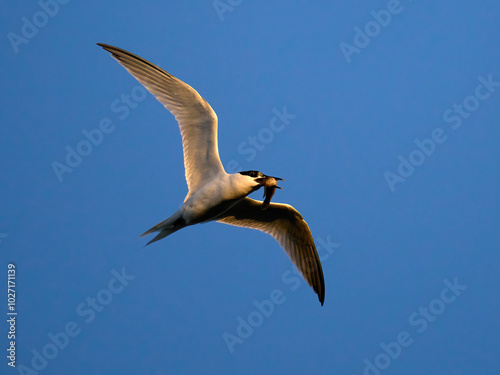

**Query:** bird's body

left=145, top=172, right=257, bottom=238
left=179, top=172, right=253, bottom=225
left=98, top=43, right=326, bottom=305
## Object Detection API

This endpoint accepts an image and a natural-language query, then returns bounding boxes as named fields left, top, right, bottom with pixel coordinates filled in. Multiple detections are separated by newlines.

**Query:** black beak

left=260, top=176, right=285, bottom=210
left=255, top=175, right=284, bottom=186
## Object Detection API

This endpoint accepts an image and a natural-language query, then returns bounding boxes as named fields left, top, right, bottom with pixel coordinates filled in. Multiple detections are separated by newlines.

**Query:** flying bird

left=98, top=43, right=325, bottom=305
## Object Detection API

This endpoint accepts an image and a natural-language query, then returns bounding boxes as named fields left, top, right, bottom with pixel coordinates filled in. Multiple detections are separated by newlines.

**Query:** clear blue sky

left=2, top=1, right=500, bottom=374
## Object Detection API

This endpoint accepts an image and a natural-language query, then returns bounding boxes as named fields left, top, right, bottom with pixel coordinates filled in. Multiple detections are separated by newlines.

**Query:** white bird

left=98, top=43, right=325, bottom=305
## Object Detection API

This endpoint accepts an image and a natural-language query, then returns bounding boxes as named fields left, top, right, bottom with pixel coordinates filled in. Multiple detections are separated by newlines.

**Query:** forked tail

left=140, top=211, right=186, bottom=246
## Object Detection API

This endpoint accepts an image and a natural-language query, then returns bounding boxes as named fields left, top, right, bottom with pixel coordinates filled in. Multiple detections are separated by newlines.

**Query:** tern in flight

left=98, top=43, right=325, bottom=305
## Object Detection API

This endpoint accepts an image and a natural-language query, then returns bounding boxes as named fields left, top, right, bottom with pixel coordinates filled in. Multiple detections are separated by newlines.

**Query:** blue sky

left=2, top=1, right=500, bottom=374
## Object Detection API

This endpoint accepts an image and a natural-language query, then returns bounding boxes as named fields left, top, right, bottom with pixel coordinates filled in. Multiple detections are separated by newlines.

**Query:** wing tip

left=315, top=263, right=325, bottom=306
left=97, top=42, right=110, bottom=50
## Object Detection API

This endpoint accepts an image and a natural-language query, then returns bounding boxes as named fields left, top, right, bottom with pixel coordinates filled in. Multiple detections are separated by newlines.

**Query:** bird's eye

left=239, top=170, right=259, bottom=177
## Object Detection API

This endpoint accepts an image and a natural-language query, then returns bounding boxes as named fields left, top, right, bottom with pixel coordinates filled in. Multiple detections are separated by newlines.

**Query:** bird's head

left=239, top=170, right=284, bottom=210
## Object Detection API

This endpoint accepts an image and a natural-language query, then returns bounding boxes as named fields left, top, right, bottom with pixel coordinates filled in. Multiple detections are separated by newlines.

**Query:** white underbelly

left=181, top=181, right=237, bottom=225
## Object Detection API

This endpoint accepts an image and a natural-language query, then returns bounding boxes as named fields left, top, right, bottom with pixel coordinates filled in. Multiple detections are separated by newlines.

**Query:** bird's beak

left=254, top=177, right=266, bottom=185
left=255, top=176, right=284, bottom=186
left=258, top=175, right=284, bottom=210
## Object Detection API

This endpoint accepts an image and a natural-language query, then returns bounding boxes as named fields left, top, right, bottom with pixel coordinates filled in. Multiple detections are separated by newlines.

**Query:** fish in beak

left=255, top=176, right=283, bottom=210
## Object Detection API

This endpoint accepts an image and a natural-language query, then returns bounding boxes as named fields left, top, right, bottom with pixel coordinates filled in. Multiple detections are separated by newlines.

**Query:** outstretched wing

left=98, top=43, right=225, bottom=194
left=216, top=198, right=325, bottom=305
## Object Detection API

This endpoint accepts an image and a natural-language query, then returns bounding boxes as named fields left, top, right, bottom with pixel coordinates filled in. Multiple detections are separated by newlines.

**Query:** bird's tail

left=140, top=211, right=186, bottom=246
